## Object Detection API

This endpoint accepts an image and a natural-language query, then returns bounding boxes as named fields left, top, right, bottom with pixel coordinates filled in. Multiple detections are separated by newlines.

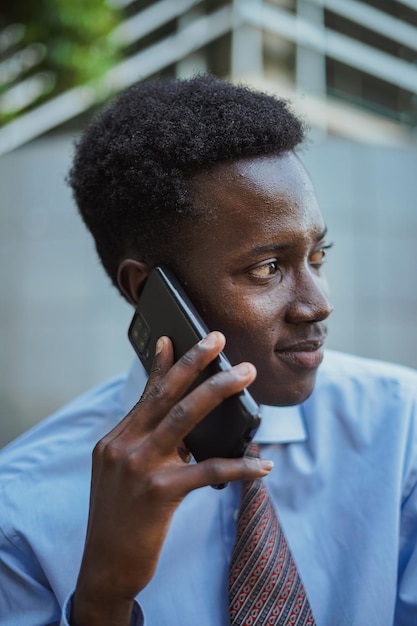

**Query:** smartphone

left=128, top=266, right=261, bottom=463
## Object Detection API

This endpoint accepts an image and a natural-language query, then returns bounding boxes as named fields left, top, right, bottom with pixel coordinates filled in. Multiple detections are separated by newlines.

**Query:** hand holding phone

left=74, top=331, right=271, bottom=622
left=128, top=266, right=261, bottom=463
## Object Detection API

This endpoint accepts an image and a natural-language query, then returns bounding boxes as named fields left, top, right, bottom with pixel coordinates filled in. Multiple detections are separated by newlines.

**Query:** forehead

left=188, top=152, right=324, bottom=246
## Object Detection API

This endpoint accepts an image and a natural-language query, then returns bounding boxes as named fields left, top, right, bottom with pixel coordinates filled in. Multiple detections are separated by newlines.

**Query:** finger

left=136, top=331, right=227, bottom=427
left=100, top=331, right=227, bottom=444
left=173, top=455, right=274, bottom=495
left=146, top=335, right=175, bottom=384
left=152, top=361, right=257, bottom=454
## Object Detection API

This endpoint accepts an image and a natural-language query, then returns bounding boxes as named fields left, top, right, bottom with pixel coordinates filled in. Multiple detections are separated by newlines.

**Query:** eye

left=248, top=259, right=280, bottom=279
left=310, top=243, right=333, bottom=267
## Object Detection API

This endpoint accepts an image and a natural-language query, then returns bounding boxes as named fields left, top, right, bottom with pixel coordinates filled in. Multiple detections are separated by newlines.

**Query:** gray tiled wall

left=302, top=138, right=417, bottom=368
left=1, top=134, right=416, bottom=447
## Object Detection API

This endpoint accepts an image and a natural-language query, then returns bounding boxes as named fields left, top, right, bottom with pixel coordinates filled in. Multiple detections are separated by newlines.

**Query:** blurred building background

left=1, top=0, right=417, bottom=447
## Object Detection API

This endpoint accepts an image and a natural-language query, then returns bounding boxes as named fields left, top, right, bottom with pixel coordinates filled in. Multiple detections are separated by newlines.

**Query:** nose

left=284, top=271, right=333, bottom=325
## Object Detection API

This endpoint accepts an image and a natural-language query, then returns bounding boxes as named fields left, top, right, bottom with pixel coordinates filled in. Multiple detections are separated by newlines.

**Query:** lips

left=274, top=336, right=326, bottom=369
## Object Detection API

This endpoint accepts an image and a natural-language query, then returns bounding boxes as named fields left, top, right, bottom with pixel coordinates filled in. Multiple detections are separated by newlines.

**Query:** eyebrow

left=245, top=226, right=328, bottom=259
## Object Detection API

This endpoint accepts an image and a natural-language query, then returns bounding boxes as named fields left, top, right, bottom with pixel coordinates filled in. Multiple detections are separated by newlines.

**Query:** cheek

left=204, top=293, right=281, bottom=360
left=204, top=292, right=258, bottom=330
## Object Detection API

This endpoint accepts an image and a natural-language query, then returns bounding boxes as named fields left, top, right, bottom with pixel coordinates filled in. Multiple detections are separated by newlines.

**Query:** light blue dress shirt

left=1, top=350, right=417, bottom=625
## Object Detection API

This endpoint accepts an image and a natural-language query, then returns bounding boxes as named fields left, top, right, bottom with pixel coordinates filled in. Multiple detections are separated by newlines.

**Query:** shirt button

left=233, top=508, right=239, bottom=521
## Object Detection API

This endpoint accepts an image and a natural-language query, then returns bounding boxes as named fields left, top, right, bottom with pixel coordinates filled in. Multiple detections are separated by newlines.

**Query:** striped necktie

left=228, top=444, right=315, bottom=625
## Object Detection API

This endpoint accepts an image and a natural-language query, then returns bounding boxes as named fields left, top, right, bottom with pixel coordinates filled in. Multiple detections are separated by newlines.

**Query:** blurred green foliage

left=0, top=0, right=122, bottom=123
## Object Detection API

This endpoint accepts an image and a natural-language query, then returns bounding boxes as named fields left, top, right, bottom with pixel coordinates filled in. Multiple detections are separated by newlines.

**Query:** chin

left=250, top=371, right=318, bottom=407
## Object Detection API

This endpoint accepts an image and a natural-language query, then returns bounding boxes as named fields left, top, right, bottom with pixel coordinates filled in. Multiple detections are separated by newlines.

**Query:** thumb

left=147, top=336, right=175, bottom=384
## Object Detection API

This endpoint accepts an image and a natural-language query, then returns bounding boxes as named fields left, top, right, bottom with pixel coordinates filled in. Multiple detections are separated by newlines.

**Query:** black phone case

left=128, top=266, right=261, bottom=462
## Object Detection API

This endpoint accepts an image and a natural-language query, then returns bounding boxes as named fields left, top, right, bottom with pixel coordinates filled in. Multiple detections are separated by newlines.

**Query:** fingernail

left=233, top=362, right=254, bottom=378
left=198, top=332, right=218, bottom=348
left=260, top=460, right=274, bottom=472
left=155, top=336, right=166, bottom=356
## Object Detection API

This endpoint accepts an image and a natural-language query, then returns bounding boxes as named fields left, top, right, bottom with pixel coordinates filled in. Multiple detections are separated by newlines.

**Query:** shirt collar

left=120, top=358, right=307, bottom=444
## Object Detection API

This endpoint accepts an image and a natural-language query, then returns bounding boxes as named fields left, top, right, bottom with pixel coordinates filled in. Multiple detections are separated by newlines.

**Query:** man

left=0, top=75, right=416, bottom=625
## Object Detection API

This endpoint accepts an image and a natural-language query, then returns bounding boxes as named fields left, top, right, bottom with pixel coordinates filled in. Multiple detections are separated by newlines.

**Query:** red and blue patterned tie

left=228, top=444, right=315, bottom=625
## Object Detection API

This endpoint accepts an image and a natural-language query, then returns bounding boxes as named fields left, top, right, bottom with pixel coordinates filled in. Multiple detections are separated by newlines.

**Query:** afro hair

left=68, top=74, right=306, bottom=290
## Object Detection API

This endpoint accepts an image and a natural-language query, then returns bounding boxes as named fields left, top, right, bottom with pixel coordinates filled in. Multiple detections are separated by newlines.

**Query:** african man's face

left=176, top=151, right=333, bottom=407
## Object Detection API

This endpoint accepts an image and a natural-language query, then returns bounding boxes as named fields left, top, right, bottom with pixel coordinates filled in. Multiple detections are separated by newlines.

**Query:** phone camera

left=133, top=314, right=151, bottom=355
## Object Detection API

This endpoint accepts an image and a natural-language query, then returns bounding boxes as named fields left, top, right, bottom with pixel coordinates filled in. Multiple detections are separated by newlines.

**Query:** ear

left=117, top=259, right=150, bottom=305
